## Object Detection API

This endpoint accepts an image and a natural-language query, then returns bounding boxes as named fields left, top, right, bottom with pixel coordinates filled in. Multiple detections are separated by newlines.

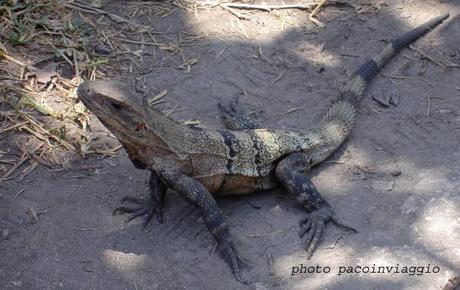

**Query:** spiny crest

left=319, top=101, right=356, bottom=133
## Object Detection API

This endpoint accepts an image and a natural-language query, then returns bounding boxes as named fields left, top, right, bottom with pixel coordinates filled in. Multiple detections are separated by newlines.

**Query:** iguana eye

left=112, top=102, right=122, bottom=110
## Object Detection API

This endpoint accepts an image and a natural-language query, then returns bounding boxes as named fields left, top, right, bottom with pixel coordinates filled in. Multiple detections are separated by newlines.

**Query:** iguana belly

left=195, top=174, right=279, bottom=195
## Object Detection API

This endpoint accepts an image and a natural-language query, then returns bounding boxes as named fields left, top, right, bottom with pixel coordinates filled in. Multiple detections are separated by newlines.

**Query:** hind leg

left=218, top=97, right=263, bottom=130
left=275, top=153, right=357, bottom=258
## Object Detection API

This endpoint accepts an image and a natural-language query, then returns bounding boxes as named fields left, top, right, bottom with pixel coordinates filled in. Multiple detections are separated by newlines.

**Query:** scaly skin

left=77, top=13, right=449, bottom=282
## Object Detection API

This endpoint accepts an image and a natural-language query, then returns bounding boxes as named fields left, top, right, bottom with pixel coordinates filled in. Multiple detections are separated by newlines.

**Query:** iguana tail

left=319, top=13, right=449, bottom=137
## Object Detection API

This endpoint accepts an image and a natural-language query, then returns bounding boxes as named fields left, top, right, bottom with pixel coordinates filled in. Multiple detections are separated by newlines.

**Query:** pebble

left=390, top=169, right=402, bottom=177
left=1, top=228, right=9, bottom=239
left=389, top=94, right=400, bottom=106
left=372, top=94, right=390, bottom=107
left=270, top=205, right=283, bottom=215
left=94, top=44, right=112, bottom=55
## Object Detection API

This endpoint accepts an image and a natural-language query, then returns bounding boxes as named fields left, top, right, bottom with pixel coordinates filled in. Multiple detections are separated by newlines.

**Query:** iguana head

left=77, top=80, right=152, bottom=169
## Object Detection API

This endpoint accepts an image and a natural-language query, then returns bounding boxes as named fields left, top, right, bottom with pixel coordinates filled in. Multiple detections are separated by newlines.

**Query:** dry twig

left=220, top=0, right=351, bottom=11
left=309, top=0, right=327, bottom=26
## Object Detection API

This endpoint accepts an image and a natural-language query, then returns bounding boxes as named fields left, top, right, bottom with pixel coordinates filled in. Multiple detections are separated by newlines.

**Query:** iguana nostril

left=135, top=123, right=146, bottom=132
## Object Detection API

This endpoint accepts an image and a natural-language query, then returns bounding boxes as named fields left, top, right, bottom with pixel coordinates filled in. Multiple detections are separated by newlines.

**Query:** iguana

left=77, top=14, right=449, bottom=282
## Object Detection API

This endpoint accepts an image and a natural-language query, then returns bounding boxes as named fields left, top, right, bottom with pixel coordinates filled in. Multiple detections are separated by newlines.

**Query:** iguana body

left=77, top=14, right=449, bottom=282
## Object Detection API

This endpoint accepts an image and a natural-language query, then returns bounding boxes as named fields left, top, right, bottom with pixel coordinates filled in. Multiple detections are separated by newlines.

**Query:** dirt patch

left=1, top=1, right=460, bottom=289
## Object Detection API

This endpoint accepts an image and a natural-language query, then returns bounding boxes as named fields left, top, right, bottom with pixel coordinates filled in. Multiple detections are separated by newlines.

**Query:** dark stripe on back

left=249, top=132, right=263, bottom=175
left=217, top=130, right=238, bottom=173
left=356, top=59, right=379, bottom=82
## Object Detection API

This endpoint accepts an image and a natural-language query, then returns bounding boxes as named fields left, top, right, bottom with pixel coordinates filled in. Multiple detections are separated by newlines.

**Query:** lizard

left=77, top=13, right=449, bottom=282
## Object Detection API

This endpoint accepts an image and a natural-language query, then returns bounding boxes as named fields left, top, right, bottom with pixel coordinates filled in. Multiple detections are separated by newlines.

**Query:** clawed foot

left=218, top=97, right=262, bottom=130
left=113, top=195, right=164, bottom=227
left=299, top=206, right=333, bottom=259
left=217, top=233, right=249, bottom=284
left=299, top=206, right=357, bottom=259
left=218, top=96, right=241, bottom=118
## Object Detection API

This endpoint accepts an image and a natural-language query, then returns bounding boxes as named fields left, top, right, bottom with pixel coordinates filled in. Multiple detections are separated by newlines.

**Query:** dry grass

left=0, top=0, right=185, bottom=181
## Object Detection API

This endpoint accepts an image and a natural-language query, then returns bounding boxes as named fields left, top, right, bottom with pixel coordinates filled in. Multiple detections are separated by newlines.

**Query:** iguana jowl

left=77, top=14, right=449, bottom=282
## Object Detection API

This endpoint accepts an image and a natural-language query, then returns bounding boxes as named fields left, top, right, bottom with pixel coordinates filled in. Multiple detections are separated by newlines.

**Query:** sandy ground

left=1, top=0, right=460, bottom=289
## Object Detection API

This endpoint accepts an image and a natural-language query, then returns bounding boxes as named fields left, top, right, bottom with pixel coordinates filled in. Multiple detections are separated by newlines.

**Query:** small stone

left=270, top=205, right=283, bottom=215
left=390, top=169, right=402, bottom=177
left=94, top=44, right=112, bottom=55
left=134, top=83, right=149, bottom=95
left=11, top=281, right=22, bottom=287
left=316, top=66, right=325, bottom=73
left=34, top=62, right=59, bottom=84
left=27, top=207, right=39, bottom=224
left=1, top=228, right=9, bottom=239
left=373, top=94, right=390, bottom=107
left=389, top=94, right=400, bottom=106
left=371, top=180, right=394, bottom=191
left=356, top=164, right=377, bottom=174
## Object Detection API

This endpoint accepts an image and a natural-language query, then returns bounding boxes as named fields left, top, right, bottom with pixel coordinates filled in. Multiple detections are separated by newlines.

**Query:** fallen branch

left=410, top=44, right=446, bottom=69
left=410, top=45, right=460, bottom=69
left=309, top=0, right=327, bottom=26
left=220, top=0, right=353, bottom=12
left=0, top=144, right=43, bottom=184
left=65, top=0, right=149, bottom=30
left=0, top=154, right=29, bottom=184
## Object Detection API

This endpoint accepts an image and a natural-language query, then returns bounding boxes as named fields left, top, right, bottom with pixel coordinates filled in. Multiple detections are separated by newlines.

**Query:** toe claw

left=156, top=210, right=163, bottom=224
left=217, top=237, right=248, bottom=283
left=114, top=195, right=163, bottom=226
left=299, top=218, right=312, bottom=238
left=306, top=222, right=325, bottom=259
left=218, top=102, right=233, bottom=117
left=298, top=206, right=333, bottom=259
left=125, top=209, right=148, bottom=223
left=229, top=97, right=240, bottom=113
left=298, top=206, right=355, bottom=259
left=120, top=196, right=143, bottom=205
left=304, top=221, right=317, bottom=253
left=331, top=218, right=358, bottom=233
left=143, top=209, right=155, bottom=228
left=113, top=205, right=143, bottom=215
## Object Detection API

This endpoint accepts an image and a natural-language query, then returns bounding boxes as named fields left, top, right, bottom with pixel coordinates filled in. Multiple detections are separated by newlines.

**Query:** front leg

left=275, top=153, right=356, bottom=258
left=156, top=168, right=246, bottom=283
left=114, top=170, right=167, bottom=226
left=218, top=97, right=262, bottom=130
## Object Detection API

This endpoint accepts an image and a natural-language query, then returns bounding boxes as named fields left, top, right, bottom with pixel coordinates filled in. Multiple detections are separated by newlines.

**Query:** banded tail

left=319, top=13, right=449, bottom=139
